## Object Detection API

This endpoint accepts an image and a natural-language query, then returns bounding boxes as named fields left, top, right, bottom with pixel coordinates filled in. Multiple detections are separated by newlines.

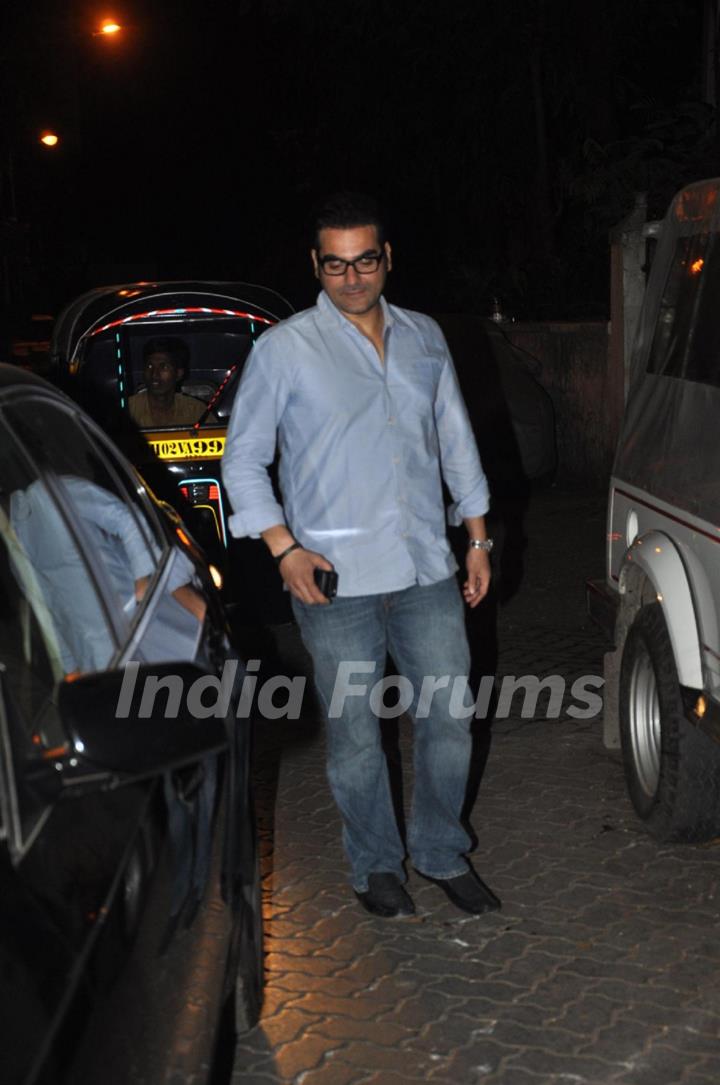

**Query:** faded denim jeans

left=292, top=575, right=474, bottom=892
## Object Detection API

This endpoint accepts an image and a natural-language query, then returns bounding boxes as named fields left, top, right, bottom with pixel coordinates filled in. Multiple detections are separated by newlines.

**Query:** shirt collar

left=316, top=290, right=395, bottom=335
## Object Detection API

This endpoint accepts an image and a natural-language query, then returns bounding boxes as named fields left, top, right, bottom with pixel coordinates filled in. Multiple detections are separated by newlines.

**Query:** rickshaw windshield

left=50, top=287, right=290, bottom=566
left=74, top=312, right=272, bottom=433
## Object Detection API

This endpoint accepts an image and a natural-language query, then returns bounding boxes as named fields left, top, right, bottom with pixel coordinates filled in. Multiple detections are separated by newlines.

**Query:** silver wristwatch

left=468, top=538, right=494, bottom=552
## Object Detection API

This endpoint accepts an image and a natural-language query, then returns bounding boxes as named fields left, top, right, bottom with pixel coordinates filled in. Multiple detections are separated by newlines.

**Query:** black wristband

left=274, top=541, right=303, bottom=567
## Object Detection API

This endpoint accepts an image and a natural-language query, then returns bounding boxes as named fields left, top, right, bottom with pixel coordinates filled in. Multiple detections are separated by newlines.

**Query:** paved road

left=230, top=488, right=720, bottom=1085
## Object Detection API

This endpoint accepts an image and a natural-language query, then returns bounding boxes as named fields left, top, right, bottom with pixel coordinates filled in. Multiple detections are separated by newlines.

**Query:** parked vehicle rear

left=588, top=177, right=720, bottom=841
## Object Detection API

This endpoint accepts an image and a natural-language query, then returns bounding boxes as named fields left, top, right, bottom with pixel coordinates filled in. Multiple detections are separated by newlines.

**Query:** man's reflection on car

left=9, top=476, right=205, bottom=676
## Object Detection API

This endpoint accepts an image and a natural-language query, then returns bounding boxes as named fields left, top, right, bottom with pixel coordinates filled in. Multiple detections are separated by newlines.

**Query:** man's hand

left=135, top=573, right=207, bottom=621
left=134, top=575, right=150, bottom=602
left=279, top=547, right=335, bottom=604
left=172, top=583, right=207, bottom=621
left=463, top=548, right=491, bottom=608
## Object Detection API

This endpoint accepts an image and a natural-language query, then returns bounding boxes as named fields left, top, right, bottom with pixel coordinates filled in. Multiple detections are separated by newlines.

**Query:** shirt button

left=393, top=457, right=400, bottom=464
left=387, top=417, right=394, bottom=424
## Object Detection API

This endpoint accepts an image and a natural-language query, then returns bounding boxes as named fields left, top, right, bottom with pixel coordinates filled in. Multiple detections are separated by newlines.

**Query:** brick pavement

left=230, top=487, right=720, bottom=1085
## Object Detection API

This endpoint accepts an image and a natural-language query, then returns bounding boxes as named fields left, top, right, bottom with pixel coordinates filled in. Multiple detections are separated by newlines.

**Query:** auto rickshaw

left=50, top=281, right=295, bottom=622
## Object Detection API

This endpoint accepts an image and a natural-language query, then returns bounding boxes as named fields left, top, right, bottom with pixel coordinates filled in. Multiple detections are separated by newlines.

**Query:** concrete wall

left=504, top=321, right=614, bottom=487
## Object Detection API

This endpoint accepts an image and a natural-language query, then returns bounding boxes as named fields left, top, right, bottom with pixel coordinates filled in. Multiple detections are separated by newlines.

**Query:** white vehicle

left=589, top=177, right=720, bottom=842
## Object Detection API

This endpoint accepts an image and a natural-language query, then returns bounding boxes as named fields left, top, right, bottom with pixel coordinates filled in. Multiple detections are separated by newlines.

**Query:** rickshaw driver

left=128, top=337, right=218, bottom=428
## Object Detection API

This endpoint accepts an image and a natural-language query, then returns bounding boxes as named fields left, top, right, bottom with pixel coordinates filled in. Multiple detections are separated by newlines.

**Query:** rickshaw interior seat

left=180, top=379, right=218, bottom=403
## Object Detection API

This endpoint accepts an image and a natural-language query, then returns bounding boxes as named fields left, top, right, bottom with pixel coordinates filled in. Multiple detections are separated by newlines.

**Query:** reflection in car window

left=3, top=397, right=167, bottom=620
left=0, top=504, right=64, bottom=733
left=3, top=439, right=117, bottom=677
left=3, top=395, right=206, bottom=663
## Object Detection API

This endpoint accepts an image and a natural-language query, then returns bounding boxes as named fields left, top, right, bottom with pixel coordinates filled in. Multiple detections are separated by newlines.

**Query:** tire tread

left=620, top=603, right=720, bottom=842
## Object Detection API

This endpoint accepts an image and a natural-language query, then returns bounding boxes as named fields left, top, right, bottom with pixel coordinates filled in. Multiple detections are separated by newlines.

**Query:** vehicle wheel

left=234, top=853, right=263, bottom=1033
left=121, top=844, right=146, bottom=943
left=619, top=603, right=720, bottom=842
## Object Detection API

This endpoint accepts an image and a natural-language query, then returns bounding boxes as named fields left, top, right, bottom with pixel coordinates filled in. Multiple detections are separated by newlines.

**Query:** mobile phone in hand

left=313, top=567, right=338, bottom=601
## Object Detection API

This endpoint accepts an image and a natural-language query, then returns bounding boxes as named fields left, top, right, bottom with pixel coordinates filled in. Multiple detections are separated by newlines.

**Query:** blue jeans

left=292, top=575, right=474, bottom=892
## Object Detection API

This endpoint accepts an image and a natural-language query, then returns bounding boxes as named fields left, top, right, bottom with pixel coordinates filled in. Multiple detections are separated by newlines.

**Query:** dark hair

left=143, top=336, right=189, bottom=372
left=311, top=191, right=386, bottom=251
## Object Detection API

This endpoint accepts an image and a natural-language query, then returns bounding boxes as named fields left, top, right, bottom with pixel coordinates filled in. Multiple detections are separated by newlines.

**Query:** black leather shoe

left=419, top=868, right=501, bottom=915
left=355, top=873, right=416, bottom=918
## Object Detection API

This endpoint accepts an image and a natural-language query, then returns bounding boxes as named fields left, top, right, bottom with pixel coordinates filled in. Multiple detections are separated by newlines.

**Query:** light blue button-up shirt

left=222, top=291, right=489, bottom=596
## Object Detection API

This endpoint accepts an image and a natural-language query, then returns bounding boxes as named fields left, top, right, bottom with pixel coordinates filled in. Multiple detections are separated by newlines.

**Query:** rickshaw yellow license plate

left=145, top=433, right=226, bottom=461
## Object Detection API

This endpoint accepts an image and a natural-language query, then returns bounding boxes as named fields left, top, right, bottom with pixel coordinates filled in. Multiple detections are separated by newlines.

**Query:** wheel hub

left=628, top=647, right=661, bottom=799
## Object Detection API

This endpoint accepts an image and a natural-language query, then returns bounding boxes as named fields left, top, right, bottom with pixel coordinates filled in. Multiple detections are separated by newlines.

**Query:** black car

left=0, top=364, right=262, bottom=1084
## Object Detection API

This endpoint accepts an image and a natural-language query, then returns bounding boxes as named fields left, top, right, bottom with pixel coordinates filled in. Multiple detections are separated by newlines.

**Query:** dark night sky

left=2, top=0, right=712, bottom=319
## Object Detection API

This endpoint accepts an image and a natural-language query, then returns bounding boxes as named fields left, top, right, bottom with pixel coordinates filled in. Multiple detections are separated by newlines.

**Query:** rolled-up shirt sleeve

left=63, top=477, right=157, bottom=579
left=222, top=340, right=289, bottom=538
left=433, top=346, right=490, bottom=526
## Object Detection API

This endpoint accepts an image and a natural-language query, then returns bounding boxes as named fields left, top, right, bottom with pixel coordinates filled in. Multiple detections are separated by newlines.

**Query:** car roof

left=0, top=362, right=61, bottom=395
left=51, top=280, right=295, bottom=368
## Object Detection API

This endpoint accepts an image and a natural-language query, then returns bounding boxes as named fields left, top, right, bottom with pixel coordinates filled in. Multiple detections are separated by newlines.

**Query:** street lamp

left=39, top=131, right=60, bottom=148
left=94, top=19, right=123, bottom=37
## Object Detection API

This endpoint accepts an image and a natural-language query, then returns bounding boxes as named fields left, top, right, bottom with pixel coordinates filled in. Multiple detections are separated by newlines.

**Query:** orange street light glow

left=691, top=257, right=704, bottom=274
left=97, top=19, right=122, bottom=35
left=40, top=132, right=59, bottom=147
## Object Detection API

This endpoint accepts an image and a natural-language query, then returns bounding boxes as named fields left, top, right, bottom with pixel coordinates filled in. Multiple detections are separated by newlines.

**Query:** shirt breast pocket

left=395, top=353, right=442, bottom=415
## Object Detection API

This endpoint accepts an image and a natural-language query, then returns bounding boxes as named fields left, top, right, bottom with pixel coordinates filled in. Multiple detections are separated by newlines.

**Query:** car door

left=0, top=399, right=159, bottom=1084
left=2, top=377, right=264, bottom=1077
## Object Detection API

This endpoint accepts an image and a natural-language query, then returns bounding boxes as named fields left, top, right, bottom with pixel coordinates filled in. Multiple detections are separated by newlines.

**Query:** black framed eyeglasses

left=318, top=249, right=385, bottom=276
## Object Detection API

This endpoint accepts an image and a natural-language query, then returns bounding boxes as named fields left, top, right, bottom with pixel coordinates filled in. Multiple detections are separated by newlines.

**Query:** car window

left=0, top=422, right=109, bottom=854
left=645, top=231, right=720, bottom=386
left=0, top=523, right=66, bottom=850
left=0, top=507, right=64, bottom=728
left=1, top=424, right=117, bottom=679
left=677, top=237, right=720, bottom=387
left=2, top=396, right=168, bottom=637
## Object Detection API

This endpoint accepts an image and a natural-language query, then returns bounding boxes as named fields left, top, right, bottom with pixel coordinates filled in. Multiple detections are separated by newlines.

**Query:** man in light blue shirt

left=223, top=192, right=500, bottom=918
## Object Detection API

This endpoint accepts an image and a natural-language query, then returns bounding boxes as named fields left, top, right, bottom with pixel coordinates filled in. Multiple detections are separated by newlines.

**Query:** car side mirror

left=57, top=662, right=230, bottom=781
